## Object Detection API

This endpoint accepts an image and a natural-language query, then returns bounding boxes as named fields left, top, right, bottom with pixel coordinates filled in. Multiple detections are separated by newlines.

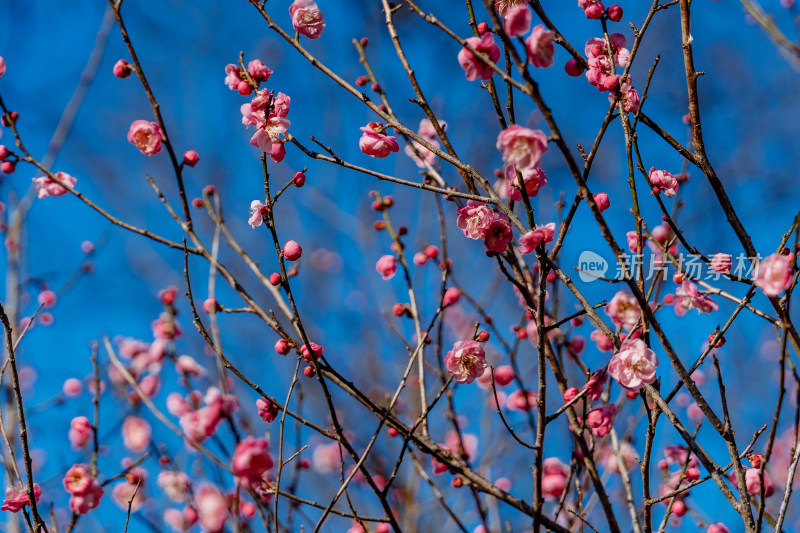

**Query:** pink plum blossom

left=445, top=340, right=488, bottom=384
left=754, top=253, right=794, bottom=297
left=457, top=33, right=501, bottom=81
left=2, top=484, right=41, bottom=512
left=674, top=281, right=718, bottom=316
left=69, top=416, right=92, bottom=449
left=710, top=253, right=732, bottom=274
left=483, top=217, right=513, bottom=253
left=541, top=458, right=569, bottom=499
left=359, top=122, right=399, bottom=158
left=607, top=337, right=658, bottom=390
left=158, top=471, right=192, bottom=502
left=707, top=525, right=730, bottom=533
left=195, top=484, right=228, bottom=533
left=649, top=168, right=679, bottom=197
left=127, top=120, right=163, bottom=156
left=232, top=437, right=274, bottom=488
left=506, top=389, right=538, bottom=411
left=604, top=290, right=642, bottom=329
left=248, top=200, right=268, bottom=228
left=376, top=255, right=398, bottom=280
left=456, top=201, right=494, bottom=239
left=257, top=397, right=280, bottom=423
left=586, top=403, right=617, bottom=437
left=289, top=0, right=326, bottom=39
left=504, top=6, right=531, bottom=37
left=504, top=164, right=547, bottom=201
left=496, top=124, right=549, bottom=171
left=526, top=24, right=556, bottom=68
left=33, top=171, right=77, bottom=198
left=594, top=192, right=611, bottom=212
left=122, top=415, right=152, bottom=453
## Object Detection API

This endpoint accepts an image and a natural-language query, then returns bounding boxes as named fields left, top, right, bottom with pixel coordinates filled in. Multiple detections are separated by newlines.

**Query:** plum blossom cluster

left=582, top=33, right=640, bottom=113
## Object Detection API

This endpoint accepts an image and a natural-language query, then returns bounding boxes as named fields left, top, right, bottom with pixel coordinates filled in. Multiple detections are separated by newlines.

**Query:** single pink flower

left=590, top=329, right=615, bottom=351
left=541, top=458, right=569, bottom=499
left=648, top=167, right=679, bottom=197
left=69, top=416, right=92, bottom=449
left=594, top=192, right=611, bottom=212
left=2, top=484, right=41, bottom=512
left=582, top=369, right=607, bottom=400
left=483, top=217, right=512, bottom=253
left=248, top=200, right=268, bottom=228
left=376, top=255, right=398, bottom=280
left=754, top=253, right=794, bottom=297
left=247, top=59, right=273, bottom=82
left=122, top=415, right=152, bottom=453
left=283, top=240, right=302, bottom=261
left=504, top=6, right=531, bottom=37
left=504, top=164, right=547, bottom=201
left=157, top=471, right=191, bottom=502
left=496, top=124, right=549, bottom=171
left=456, top=201, right=495, bottom=239
left=445, top=339, right=488, bottom=384
left=457, top=33, right=501, bottom=81
left=710, top=253, right=732, bottom=274
left=607, top=337, right=658, bottom=390
left=586, top=403, right=617, bottom=437
left=359, top=122, right=399, bottom=158
left=289, top=0, right=326, bottom=39
left=605, top=290, right=641, bottom=329
left=127, top=120, right=163, bottom=156
left=63, top=377, right=82, bottom=397
left=526, top=24, right=556, bottom=68
left=64, top=464, right=92, bottom=495
left=506, top=389, right=538, bottom=411
left=674, top=281, right=718, bottom=316
left=176, top=355, right=205, bottom=376
left=518, top=229, right=544, bottom=255
left=112, top=478, right=146, bottom=512
left=257, top=397, right=280, bottom=423
left=613, top=75, right=640, bottom=113
left=579, top=0, right=606, bottom=19
left=68, top=478, right=104, bottom=514
left=32, top=171, right=77, bottom=198
left=195, top=485, right=228, bottom=533
left=224, top=64, right=244, bottom=90
left=232, top=437, right=274, bottom=488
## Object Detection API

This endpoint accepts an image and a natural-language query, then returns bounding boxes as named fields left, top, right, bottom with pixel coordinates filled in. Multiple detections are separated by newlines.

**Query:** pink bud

left=183, top=150, right=200, bottom=167
left=269, top=272, right=281, bottom=286
left=283, top=240, right=302, bottom=261
left=602, top=74, right=620, bottom=91
left=237, top=80, right=253, bottom=96
left=392, top=303, right=406, bottom=317
left=671, top=499, right=686, bottom=516
left=477, top=331, right=490, bottom=342
left=584, top=1, right=605, bottom=19
left=356, top=75, right=370, bottom=86
left=63, top=378, right=83, bottom=397
left=443, top=287, right=460, bottom=306
left=1, top=161, right=15, bottom=174
left=275, top=339, right=290, bottom=355
left=293, top=172, right=306, bottom=187
left=593, top=192, right=610, bottom=212
left=563, top=387, right=579, bottom=403
left=686, top=467, right=700, bottom=481
left=38, top=290, right=57, bottom=308
left=192, top=198, right=204, bottom=208
left=203, top=298, right=219, bottom=313
left=0, top=145, right=8, bottom=160
left=113, top=59, right=133, bottom=78
left=360, top=37, right=369, bottom=47
left=413, top=252, right=428, bottom=266
left=564, top=58, right=585, bottom=77
left=425, top=245, right=439, bottom=259
left=607, top=4, right=623, bottom=22
left=303, top=366, right=316, bottom=378
left=477, top=22, right=489, bottom=35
